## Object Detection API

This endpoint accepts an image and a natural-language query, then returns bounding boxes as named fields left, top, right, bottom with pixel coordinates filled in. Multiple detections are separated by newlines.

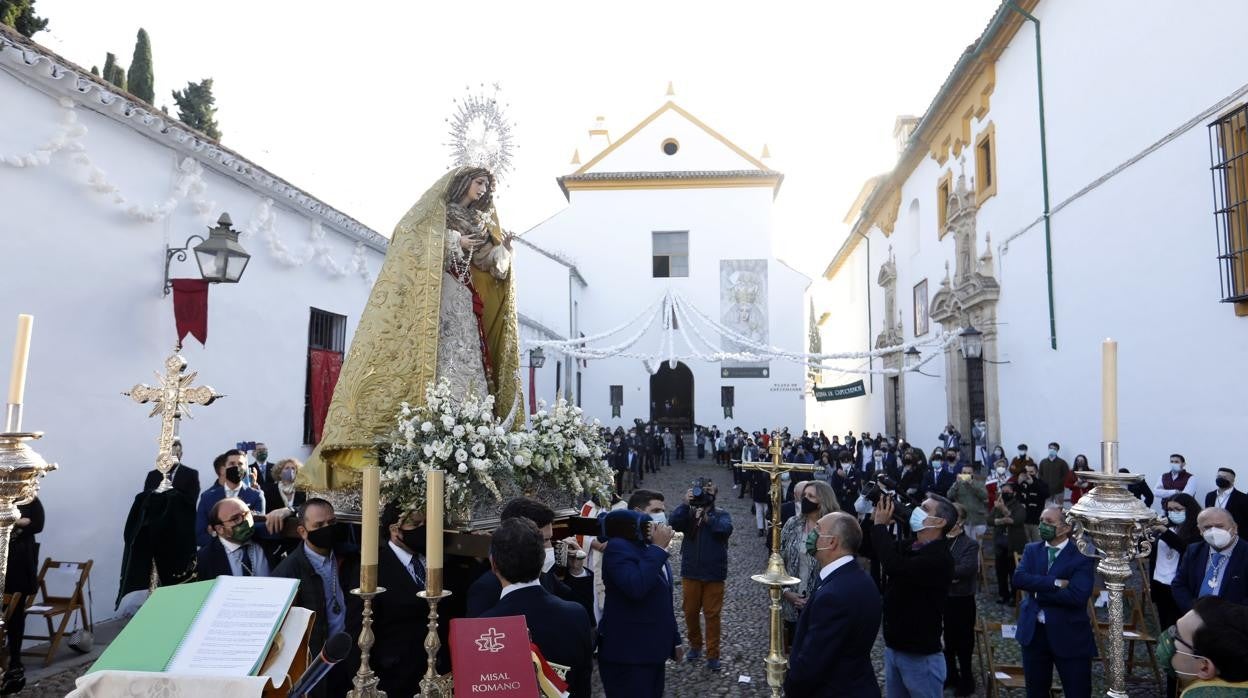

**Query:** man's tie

left=1200, top=551, right=1226, bottom=597
left=1047, top=546, right=1058, bottom=571
left=240, top=547, right=254, bottom=577
left=411, top=556, right=426, bottom=590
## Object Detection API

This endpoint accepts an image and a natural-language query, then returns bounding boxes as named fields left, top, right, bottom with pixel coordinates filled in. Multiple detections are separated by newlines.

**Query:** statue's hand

left=502, top=231, right=515, bottom=251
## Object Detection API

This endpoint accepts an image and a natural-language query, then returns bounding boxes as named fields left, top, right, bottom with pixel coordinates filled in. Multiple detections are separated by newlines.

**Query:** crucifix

left=739, top=432, right=820, bottom=698
left=124, top=347, right=222, bottom=493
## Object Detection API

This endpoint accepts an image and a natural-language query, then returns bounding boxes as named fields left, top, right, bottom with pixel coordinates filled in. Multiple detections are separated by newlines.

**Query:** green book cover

left=88, top=580, right=216, bottom=674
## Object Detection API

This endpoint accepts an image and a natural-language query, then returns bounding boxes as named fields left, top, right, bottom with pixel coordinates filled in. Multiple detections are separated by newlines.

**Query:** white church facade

left=516, top=99, right=810, bottom=432
left=810, top=0, right=1248, bottom=494
left=0, top=26, right=387, bottom=621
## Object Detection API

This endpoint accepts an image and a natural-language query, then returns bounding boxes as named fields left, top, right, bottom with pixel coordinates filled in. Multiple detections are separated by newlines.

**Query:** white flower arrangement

left=513, top=398, right=614, bottom=504
left=381, top=379, right=514, bottom=518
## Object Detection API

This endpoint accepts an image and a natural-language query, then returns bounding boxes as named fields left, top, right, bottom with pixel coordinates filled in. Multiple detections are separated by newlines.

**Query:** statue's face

left=467, top=176, right=490, bottom=202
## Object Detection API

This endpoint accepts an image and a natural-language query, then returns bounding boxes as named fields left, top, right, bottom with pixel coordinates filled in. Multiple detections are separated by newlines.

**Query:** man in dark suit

left=785, top=512, right=881, bottom=697
left=273, top=498, right=357, bottom=698
left=480, top=518, right=593, bottom=697
left=1172, top=507, right=1248, bottom=613
left=1013, top=505, right=1097, bottom=698
left=196, top=497, right=271, bottom=580
left=466, top=498, right=577, bottom=618
left=143, top=438, right=200, bottom=502
left=1204, top=468, right=1248, bottom=531
left=194, top=450, right=265, bottom=548
left=596, top=509, right=680, bottom=697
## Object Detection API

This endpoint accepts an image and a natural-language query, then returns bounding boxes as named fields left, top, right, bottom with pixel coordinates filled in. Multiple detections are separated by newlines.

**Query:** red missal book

left=450, top=615, right=539, bottom=698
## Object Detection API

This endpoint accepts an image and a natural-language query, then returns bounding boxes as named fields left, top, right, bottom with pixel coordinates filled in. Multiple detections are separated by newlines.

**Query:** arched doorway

left=650, top=362, right=694, bottom=429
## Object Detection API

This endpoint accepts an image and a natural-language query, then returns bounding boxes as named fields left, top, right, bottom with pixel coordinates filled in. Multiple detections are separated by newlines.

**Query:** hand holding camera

left=872, top=497, right=895, bottom=526
left=650, top=523, right=675, bottom=549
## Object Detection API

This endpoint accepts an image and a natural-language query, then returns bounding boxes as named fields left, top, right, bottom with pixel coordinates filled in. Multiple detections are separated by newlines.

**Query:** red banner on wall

left=171, top=279, right=209, bottom=346
left=309, top=349, right=342, bottom=444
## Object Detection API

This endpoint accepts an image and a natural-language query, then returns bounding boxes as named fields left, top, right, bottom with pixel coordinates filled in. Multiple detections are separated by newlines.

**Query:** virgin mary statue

left=304, top=166, right=523, bottom=490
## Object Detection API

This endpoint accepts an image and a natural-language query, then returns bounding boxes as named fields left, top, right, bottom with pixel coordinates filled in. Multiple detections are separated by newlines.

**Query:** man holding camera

left=871, top=493, right=956, bottom=698
left=670, top=479, right=734, bottom=672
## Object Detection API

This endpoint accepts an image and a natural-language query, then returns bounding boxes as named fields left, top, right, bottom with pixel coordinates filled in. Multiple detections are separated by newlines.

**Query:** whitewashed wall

left=0, top=66, right=385, bottom=621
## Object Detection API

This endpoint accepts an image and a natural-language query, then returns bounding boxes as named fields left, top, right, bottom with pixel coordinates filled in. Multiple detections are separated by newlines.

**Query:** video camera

left=860, top=473, right=916, bottom=523
left=690, top=477, right=715, bottom=508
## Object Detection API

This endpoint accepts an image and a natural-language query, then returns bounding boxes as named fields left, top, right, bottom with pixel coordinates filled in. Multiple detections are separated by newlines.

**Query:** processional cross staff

left=738, top=433, right=820, bottom=698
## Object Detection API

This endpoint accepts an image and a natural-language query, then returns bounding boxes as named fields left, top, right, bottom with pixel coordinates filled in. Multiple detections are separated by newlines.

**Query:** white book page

left=165, top=576, right=298, bottom=676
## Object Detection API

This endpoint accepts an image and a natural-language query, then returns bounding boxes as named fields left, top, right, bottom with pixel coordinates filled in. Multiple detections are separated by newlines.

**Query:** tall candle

left=6, top=315, right=33, bottom=405
left=426, top=469, right=445, bottom=595
left=361, top=466, right=379, bottom=572
left=1102, top=339, right=1118, bottom=451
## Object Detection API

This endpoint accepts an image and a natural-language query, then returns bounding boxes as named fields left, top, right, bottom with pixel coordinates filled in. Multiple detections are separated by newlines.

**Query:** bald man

left=1172, top=507, right=1248, bottom=613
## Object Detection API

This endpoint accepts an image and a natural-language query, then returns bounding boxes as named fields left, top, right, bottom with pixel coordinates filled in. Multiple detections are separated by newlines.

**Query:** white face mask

left=649, top=512, right=667, bottom=525
left=542, top=547, right=556, bottom=574
left=1203, top=527, right=1233, bottom=550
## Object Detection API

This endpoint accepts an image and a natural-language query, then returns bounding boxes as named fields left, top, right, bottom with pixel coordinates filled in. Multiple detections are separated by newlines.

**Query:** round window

left=662, top=139, right=679, bottom=155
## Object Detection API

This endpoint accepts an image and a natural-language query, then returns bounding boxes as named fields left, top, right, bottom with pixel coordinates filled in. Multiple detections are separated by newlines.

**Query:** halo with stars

left=446, top=83, right=516, bottom=181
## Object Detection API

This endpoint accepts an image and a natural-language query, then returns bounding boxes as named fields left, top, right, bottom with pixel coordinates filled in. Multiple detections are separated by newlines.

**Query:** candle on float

left=6, top=315, right=33, bottom=406
left=360, top=466, right=379, bottom=573
left=1102, top=339, right=1118, bottom=452
left=426, top=469, right=445, bottom=595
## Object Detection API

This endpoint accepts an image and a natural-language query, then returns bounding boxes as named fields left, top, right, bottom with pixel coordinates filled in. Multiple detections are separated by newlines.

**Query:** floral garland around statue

left=513, top=399, right=615, bottom=506
left=380, top=379, right=514, bottom=520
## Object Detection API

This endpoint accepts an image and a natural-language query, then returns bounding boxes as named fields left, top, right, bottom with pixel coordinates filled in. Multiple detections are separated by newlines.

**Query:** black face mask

left=1002, top=492, right=1015, bottom=502
left=1216, top=477, right=1233, bottom=490
left=305, top=522, right=344, bottom=550
left=224, top=466, right=243, bottom=485
left=800, top=498, right=819, bottom=514
left=401, top=525, right=427, bottom=554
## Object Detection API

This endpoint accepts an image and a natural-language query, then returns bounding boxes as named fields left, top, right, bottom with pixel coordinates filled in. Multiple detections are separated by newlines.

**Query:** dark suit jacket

left=1171, top=538, right=1248, bottom=613
left=195, top=537, right=269, bottom=581
left=466, top=566, right=574, bottom=618
left=272, top=543, right=358, bottom=679
left=481, top=585, right=594, bottom=698
left=785, top=560, right=882, bottom=697
left=597, top=538, right=680, bottom=665
left=144, top=463, right=201, bottom=502
left=1012, top=540, right=1097, bottom=658
left=261, top=482, right=307, bottom=514
left=1204, top=489, right=1248, bottom=531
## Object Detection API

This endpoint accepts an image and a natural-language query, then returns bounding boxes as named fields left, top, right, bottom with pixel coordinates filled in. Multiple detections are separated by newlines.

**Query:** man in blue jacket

left=596, top=509, right=681, bottom=697
left=784, top=511, right=881, bottom=697
left=194, top=449, right=265, bottom=549
left=670, top=479, right=733, bottom=671
left=1012, top=505, right=1096, bottom=698
left=1171, top=507, right=1248, bottom=613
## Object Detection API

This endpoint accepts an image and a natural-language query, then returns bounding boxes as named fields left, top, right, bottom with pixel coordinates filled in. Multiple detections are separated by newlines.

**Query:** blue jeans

left=883, top=647, right=945, bottom=698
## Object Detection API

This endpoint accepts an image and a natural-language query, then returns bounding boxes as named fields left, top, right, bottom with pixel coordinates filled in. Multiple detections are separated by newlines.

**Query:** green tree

left=108, top=64, right=126, bottom=90
left=0, top=0, right=48, bottom=38
left=102, top=52, right=116, bottom=80
left=127, top=28, right=154, bottom=103
left=90, top=65, right=99, bottom=76
left=172, top=78, right=221, bottom=140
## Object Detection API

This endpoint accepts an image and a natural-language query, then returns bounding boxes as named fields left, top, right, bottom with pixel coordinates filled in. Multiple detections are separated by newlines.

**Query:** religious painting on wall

left=720, top=260, right=770, bottom=378
left=913, top=278, right=930, bottom=337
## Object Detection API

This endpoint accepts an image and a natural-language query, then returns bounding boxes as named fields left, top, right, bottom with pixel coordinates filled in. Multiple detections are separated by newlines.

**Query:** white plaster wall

left=0, top=69, right=384, bottom=621
left=587, top=107, right=760, bottom=173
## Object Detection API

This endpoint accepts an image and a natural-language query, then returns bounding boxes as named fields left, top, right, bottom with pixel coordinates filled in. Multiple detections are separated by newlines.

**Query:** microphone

left=287, top=632, right=352, bottom=697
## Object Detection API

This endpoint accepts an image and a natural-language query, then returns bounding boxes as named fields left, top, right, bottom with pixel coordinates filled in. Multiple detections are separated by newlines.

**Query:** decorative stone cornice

left=0, top=28, right=387, bottom=252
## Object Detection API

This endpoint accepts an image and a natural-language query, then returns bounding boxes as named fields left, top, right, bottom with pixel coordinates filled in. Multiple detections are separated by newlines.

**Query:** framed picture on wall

left=913, top=279, right=930, bottom=336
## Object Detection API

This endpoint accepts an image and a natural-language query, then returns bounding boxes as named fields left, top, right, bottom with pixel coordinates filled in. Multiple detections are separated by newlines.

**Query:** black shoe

left=757, top=529, right=765, bottom=537
left=2, top=666, right=26, bottom=696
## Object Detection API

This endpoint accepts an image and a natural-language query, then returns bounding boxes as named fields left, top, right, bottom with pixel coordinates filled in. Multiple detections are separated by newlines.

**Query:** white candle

left=426, top=470, right=444, bottom=595
left=6, top=315, right=33, bottom=405
left=361, top=467, right=379, bottom=573
left=1102, top=339, right=1118, bottom=451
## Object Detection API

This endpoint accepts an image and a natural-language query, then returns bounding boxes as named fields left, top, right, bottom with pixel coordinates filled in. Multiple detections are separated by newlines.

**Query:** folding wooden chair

left=980, top=620, right=1062, bottom=697
left=1092, top=589, right=1162, bottom=688
left=0, top=593, right=22, bottom=672
left=22, top=559, right=92, bottom=666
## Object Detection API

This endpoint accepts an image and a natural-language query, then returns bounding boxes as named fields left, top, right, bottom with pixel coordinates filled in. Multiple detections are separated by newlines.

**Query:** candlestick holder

left=0, top=431, right=56, bottom=666
left=347, top=586, right=387, bottom=698
left=417, top=588, right=452, bottom=698
left=1066, top=441, right=1165, bottom=698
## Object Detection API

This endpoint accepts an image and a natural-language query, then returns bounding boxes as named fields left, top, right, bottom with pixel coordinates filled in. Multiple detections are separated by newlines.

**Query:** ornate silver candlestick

left=1066, top=441, right=1164, bottom=698
left=0, top=431, right=56, bottom=667
left=417, top=587, right=452, bottom=697
left=347, top=584, right=387, bottom=698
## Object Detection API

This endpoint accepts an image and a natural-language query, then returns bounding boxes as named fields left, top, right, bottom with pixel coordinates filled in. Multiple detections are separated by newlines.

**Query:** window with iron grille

left=304, top=308, right=347, bottom=445
left=652, top=231, right=689, bottom=278
left=1209, top=104, right=1248, bottom=313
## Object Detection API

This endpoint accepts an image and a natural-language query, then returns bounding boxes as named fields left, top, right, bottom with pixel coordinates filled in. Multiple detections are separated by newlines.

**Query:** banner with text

left=813, top=380, right=866, bottom=401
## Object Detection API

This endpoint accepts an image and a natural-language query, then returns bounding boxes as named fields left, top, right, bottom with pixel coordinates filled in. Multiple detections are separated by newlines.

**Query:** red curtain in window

left=309, top=349, right=343, bottom=445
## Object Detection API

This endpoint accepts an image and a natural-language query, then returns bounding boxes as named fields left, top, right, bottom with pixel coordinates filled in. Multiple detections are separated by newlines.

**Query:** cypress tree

left=108, top=63, right=126, bottom=90
left=172, top=78, right=221, bottom=140
left=127, top=28, right=154, bottom=103
left=90, top=66, right=99, bottom=76
left=0, top=0, right=48, bottom=38
left=102, top=52, right=116, bottom=81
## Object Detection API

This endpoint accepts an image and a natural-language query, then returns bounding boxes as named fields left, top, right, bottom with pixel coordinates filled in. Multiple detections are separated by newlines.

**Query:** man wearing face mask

left=273, top=498, right=357, bottom=698
left=194, top=450, right=265, bottom=549
left=196, top=497, right=271, bottom=580
left=466, top=497, right=579, bottom=618
left=1016, top=464, right=1050, bottom=543
left=1204, top=468, right=1248, bottom=531
left=871, top=494, right=956, bottom=697
left=1010, top=444, right=1035, bottom=477
left=1012, top=505, right=1096, bottom=698
left=784, top=512, right=881, bottom=697
left=143, top=438, right=201, bottom=502
left=1157, top=595, right=1248, bottom=695
left=1172, top=507, right=1248, bottom=613
left=249, top=442, right=273, bottom=487
left=947, top=463, right=988, bottom=543
left=670, top=480, right=733, bottom=671
left=1157, top=453, right=1199, bottom=503
left=923, top=452, right=959, bottom=499
left=1038, top=442, right=1069, bottom=505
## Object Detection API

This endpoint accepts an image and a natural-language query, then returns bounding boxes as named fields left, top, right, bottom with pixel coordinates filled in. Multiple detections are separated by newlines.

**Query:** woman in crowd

left=986, top=457, right=1013, bottom=510
left=991, top=481, right=1027, bottom=604
left=944, top=504, right=981, bottom=697
left=2, top=495, right=44, bottom=695
left=778, top=481, right=839, bottom=652
left=1065, top=454, right=1094, bottom=505
left=1152, top=493, right=1203, bottom=630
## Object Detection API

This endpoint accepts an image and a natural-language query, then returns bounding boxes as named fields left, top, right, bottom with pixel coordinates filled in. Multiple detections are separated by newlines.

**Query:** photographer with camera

left=597, top=509, right=681, bottom=697
left=670, top=478, right=734, bottom=672
left=871, top=492, right=957, bottom=697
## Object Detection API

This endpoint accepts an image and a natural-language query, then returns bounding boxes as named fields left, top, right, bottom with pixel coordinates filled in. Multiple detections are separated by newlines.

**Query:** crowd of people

left=113, top=420, right=1248, bottom=698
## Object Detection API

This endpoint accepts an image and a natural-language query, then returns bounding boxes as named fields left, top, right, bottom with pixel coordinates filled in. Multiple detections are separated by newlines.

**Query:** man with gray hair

left=871, top=494, right=956, bottom=697
left=1172, top=506, right=1248, bottom=613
